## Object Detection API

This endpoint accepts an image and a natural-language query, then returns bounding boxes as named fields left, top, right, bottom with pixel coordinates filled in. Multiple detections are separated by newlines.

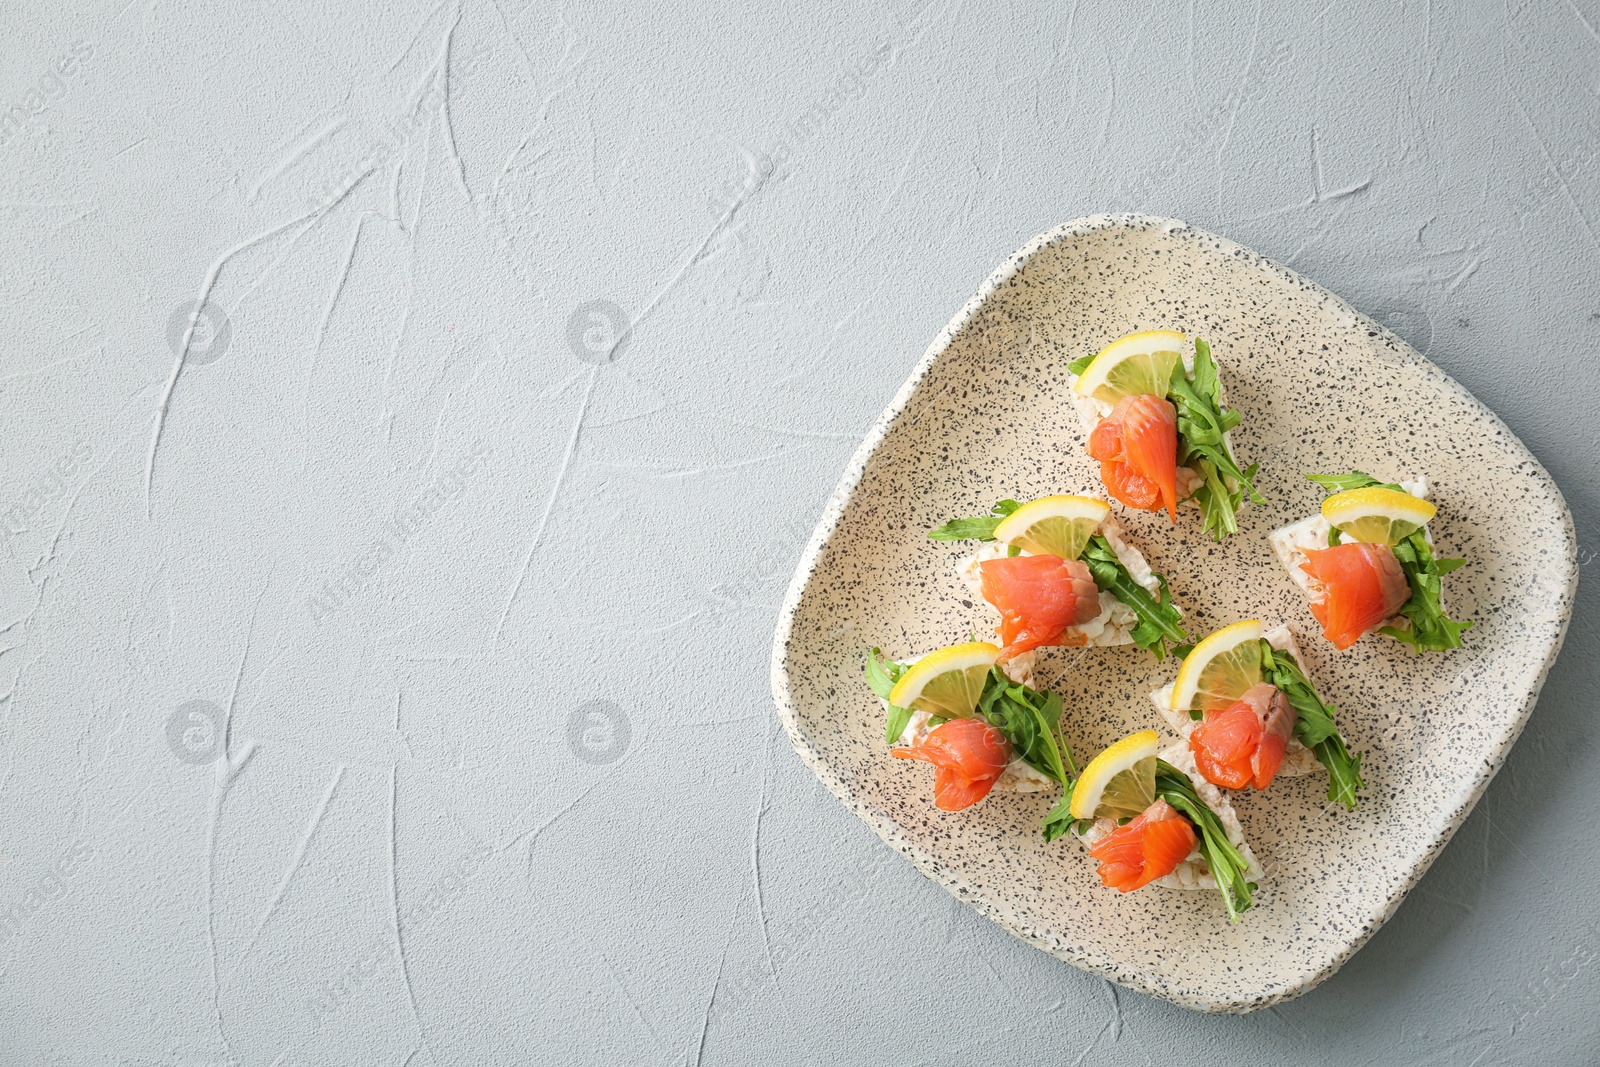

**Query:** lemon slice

left=1072, top=330, right=1185, bottom=405
left=1069, top=729, right=1159, bottom=820
left=991, top=494, right=1110, bottom=560
left=887, top=642, right=999, bottom=718
left=1322, top=487, right=1436, bottom=545
left=1169, top=620, right=1263, bottom=713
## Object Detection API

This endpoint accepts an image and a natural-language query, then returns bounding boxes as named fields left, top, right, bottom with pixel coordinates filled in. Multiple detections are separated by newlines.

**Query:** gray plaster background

left=0, top=0, right=1596, bottom=1064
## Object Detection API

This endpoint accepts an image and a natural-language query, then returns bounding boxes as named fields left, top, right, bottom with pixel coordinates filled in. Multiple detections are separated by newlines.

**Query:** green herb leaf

left=1313, top=734, right=1364, bottom=812
left=865, top=648, right=914, bottom=743
left=1258, top=640, right=1363, bottom=809
left=1155, top=760, right=1254, bottom=921
left=863, top=647, right=899, bottom=700
left=1304, top=471, right=1402, bottom=493
left=1164, top=338, right=1264, bottom=541
left=1080, top=536, right=1189, bottom=658
left=977, top=668, right=1076, bottom=785
left=1041, top=793, right=1077, bottom=843
left=1379, top=532, right=1472, bottom=652
left=1066, top=353, right=1095, bottom=376
left=927, top=499, right=1023, bottom=542
left=1190, top=458, right=1261, bottom=542
left=928, top=516, right=1003, bottom=541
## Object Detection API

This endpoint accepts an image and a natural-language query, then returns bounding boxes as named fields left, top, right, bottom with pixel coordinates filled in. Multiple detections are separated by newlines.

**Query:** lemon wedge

left=887, top=642, right=999, bottom=718
left=991, top=494, right=1110, bottom=560
left=1169, top=620, right=1263, bottom=713
left=1072, top=330, right=1185, bottom=405
left=1069, top=729, right=1159, bottom=820
left=1322, top=487, right=1436, bottom=545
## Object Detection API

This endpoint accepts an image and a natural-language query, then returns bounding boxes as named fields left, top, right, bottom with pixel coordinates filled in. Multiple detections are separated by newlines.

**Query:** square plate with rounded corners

left=769, top=214, right=1576, bottom=1012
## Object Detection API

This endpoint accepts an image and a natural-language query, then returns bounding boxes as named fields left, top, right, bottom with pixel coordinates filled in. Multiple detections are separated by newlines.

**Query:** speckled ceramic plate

left=769, top=214, right=1576, bottom=1012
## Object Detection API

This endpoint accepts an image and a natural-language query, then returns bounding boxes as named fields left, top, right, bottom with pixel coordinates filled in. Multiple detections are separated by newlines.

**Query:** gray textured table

left=1, top=1, right=1596, bottom=1064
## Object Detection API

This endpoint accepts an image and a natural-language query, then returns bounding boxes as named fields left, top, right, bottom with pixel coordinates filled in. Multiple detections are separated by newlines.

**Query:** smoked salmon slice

left=1300, top=541, right=1412, bottom=650
left=1189, top=682, right=1295, bottom=791
left=977, top=553, right=1101, bottom=661
left=1087, top=799, right=1198, bottom=892
left=1086, top=394, right=1179, bottom=522
left=891, top=718, right=1011, bottom=811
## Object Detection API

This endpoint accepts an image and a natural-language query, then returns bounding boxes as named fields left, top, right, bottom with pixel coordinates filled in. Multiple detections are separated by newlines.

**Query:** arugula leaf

left=1311, top=735, right=1364, bottom=813
left=1066, top=353, right=1095, bottom=376
left=1155, top=760, right=1254, bottom=922
left=1080, top=536, right=1189, bottom=658
left=1379, top=532, right=1472, bottom=652
left=1258, top=640, right=1363, bottom=810
left=863, top=647, right=899, bottom=700
left=1306, top=474, right=1471, bottom=653
left=1041, top=793, right=1077, bottom=843
left=884, top=707, right=913, bottom=744
left=1166, top=338, right=1264, bottom=541
left=977, top=668, right=1077, bottom=785
left=865, top=648, right=914, bottom=743
left=1191, top=457, right=1261, bottom=541
left=927, top=499, right=1022, bottom=542
left=1305, top=471, right=1402, bottom=494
